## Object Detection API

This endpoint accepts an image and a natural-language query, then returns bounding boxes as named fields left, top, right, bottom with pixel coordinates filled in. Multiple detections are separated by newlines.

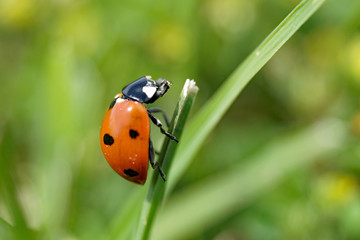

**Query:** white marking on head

left=142, top=86, right=157, bottom=98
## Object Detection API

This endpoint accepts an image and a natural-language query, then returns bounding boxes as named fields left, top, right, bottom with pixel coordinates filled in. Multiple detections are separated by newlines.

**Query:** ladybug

left=100, top=76, right=178, bottom=185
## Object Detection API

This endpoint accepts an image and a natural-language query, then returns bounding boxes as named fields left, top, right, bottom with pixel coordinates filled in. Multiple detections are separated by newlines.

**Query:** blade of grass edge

left=166, top=0, right=326, bottom=195
left=154, top=118, right=345, bottom=240
left=135, top=80, right=199, bottom=240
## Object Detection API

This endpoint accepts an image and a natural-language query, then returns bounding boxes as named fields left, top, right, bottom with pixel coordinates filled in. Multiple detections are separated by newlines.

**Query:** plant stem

left=136, top=80, right=199, bottom=240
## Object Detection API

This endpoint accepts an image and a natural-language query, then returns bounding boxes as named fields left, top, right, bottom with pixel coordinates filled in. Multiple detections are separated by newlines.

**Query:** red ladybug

left=100, top=76, right=178, bottom=185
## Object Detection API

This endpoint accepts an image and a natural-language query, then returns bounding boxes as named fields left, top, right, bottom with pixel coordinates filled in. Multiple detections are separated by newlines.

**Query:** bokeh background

left=1, top=0, right=360, bottom=239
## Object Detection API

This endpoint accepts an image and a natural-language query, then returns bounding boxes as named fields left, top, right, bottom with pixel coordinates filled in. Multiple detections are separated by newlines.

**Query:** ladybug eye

left=103, top=134, right=114, bottom=145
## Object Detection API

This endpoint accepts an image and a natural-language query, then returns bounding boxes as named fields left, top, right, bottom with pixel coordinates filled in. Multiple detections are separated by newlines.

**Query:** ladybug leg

left=148, top=112, right=179, bottom=143
left=147, top=107, right=170, bottom=127
left=149, top=140, right=166, bottom=181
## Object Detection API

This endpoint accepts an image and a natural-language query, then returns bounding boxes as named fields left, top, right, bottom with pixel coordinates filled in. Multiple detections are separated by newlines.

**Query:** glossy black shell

left=122, top=76, right=170, bottom=104
left=122, top=76, right=157, bottom=103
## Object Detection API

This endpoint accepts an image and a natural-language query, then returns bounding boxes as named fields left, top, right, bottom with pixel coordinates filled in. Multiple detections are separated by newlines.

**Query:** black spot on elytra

left=124, top=169, right=139, bottom=177
left=108, top=98, right=117, bottom=109
left=103, top=134, right=114, bottom=145
left=129, top=129, right=139, bottom=139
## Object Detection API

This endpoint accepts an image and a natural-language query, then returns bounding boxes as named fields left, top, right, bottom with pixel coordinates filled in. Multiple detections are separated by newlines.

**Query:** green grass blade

left=166, top=0, right=327, bottom=195
left=104, top=189, right=146, bottom=240
left=153, top=118, right=345, bottom=240
left=0, top=218, right=14, bottom=240
left=135, top=80, right=199, bottom=240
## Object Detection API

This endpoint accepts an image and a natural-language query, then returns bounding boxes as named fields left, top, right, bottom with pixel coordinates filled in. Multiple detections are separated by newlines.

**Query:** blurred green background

left=1, top=0, right=360, bottom=239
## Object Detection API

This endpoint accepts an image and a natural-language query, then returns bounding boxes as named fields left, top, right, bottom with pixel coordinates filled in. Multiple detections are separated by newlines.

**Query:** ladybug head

left=122, top=76, right=172, bottom=104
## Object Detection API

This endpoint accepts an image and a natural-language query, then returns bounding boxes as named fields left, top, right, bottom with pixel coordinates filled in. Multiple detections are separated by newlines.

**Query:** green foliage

left=1, top=0, right=360, bottom=239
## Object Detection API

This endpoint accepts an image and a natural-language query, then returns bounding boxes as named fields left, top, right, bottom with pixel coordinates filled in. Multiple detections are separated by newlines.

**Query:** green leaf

left=166, top=0, right=327, bottom=195
left=0, top=218, right=14, bottom=240
left=153, top=118, right=345, bottom=240
left=104, top=189, right=146, bottom=240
